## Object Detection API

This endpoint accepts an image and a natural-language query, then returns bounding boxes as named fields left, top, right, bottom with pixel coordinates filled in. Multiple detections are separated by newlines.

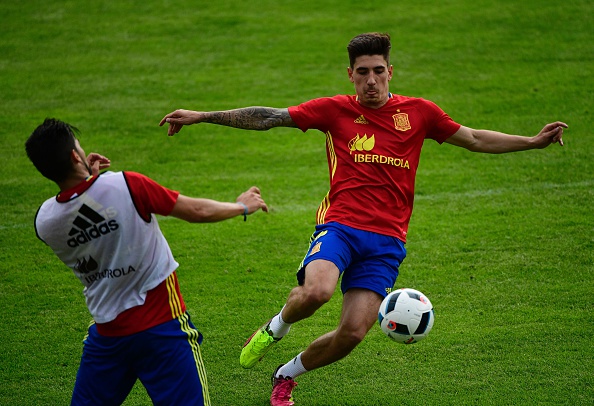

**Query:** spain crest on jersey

left=392, top=112, right=411, bottom=131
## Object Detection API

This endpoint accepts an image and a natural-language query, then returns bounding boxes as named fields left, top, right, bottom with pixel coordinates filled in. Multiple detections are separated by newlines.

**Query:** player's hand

left=236, top=186, right=269, bottom=215
left=87, top=153, right=110, bottom=177
left=159, top=109, right=202, bottom=136
left=533, top=121, right=567, bottom=148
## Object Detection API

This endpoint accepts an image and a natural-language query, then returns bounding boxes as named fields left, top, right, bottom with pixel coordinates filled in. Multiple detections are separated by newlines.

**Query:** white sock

left=276, top=352, right=307, bottom=379
left=268, top=306, right=292, bottom=338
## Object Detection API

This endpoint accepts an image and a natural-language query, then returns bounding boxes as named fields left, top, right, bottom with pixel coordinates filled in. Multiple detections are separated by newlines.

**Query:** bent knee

left=335, top=327, right=367, bottom=350
left=302, top=286, right=334, bottom=306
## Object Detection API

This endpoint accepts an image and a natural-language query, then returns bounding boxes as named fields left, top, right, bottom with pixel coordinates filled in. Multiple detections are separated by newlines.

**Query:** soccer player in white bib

left=26, top=118, right=268, bottom=406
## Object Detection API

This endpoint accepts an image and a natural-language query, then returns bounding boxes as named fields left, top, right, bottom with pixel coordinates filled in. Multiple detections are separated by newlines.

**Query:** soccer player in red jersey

left=160, top=33, right=566, bottom=406
left=26, top=118, right=268, bottom=406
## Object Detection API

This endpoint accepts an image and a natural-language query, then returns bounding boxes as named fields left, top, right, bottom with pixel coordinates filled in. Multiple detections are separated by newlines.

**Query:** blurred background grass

left=1, top=0, right=592, bottom=404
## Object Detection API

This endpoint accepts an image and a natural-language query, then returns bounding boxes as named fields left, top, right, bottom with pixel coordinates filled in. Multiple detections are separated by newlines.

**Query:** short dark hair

left=25, top=118, right=79, bottom=183
left=347, top=32, right=392, bottom=68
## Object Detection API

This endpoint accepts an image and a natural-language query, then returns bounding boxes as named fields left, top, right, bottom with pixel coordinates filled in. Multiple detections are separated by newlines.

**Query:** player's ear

left=388, top=65, right=393, bottom=81
left=347, top=66, right=354, bottom=83
left=70, top=149, right=83, bottom=165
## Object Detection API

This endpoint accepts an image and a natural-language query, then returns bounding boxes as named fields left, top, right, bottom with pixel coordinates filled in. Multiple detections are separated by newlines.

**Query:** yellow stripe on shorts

left=178, top=312, right=210, bottom=406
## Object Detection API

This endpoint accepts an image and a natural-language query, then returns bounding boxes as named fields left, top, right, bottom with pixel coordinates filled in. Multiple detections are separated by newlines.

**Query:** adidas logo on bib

left=67, top=204, right=119, bottom=247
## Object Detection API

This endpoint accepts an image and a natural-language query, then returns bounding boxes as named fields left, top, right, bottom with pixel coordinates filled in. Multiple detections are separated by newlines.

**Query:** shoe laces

left=252, top=329, right=274, bottom=352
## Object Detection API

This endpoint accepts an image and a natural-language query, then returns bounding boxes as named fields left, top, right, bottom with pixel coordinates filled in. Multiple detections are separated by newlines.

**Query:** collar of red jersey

left=355, top=92, right=393, bottom=103
left=56, top=175, right=98, bottom=202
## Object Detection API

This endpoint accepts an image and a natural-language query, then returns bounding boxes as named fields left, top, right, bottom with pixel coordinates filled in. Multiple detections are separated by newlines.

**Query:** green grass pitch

left=0, top=0, right=592, bottom=404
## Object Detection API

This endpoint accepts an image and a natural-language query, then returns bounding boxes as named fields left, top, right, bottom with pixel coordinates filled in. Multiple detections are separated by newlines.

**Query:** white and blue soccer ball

left=378, top=288, right=434, bottom=344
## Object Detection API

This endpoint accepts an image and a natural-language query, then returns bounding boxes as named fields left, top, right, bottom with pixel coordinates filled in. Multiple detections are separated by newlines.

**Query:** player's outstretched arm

left=445, top=122, right=567, bottom=153
left=159, top=107, right=297, bottom=136
left=169, top=186, right=268, bottom=223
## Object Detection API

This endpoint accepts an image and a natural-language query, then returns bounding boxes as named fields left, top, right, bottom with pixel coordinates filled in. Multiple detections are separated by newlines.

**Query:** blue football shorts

left=297, top=222, right=406, bottom=297
left=71, top=312, right=210, bottom=406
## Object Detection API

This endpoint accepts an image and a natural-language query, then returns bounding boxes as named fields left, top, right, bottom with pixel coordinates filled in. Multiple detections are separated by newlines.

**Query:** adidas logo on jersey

left=354, top=115, right=369, bottom=124
left=67, top=204, right=119, bottom=248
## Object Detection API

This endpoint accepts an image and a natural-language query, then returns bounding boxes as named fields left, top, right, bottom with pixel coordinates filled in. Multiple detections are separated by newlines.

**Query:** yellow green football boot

left=240, top=321, right=281, bottom=368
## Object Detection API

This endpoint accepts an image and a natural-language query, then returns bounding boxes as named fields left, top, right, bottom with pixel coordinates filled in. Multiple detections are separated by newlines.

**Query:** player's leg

left=136, top=313, right=210, bottom=406
left=294, top=230, right=406, bottom=369
left=240, top=259, right=340, bottom=369
left=295, top=287, right=381, bottom=371
left=283, top=259, right=341, bottom=323
left=241, top=224, right=348, bottom=369
left=270, top=288, right=380, bottom=406
left=270, top=226, right=404, bottom=405
left=290, top=229, right=404, bottom=371
left=71, top=324, right=137, bottom=406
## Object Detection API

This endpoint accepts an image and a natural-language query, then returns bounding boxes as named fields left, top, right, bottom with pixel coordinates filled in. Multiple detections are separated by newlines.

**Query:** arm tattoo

left=205, top=107, right=297, bottom=130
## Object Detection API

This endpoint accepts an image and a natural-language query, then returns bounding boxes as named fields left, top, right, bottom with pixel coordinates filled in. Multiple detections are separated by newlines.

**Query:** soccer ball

left=378, top=288, right=434, bottom=344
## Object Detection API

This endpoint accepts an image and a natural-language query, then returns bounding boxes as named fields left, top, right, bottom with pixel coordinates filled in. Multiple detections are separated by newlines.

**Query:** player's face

left=348, top=54, right=393, bottom=109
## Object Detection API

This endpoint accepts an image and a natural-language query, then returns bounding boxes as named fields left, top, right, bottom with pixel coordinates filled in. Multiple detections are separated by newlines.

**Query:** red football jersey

left=288, top=94, right=460, bottom=242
